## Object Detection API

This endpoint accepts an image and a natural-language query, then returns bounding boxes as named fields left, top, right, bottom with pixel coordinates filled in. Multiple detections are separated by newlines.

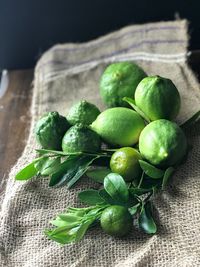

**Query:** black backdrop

left=0, top=0, right=200, bottom=69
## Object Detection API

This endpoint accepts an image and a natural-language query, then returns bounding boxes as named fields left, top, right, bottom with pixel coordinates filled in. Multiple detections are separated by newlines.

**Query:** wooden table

left=0, top=53, right=199, bottom=187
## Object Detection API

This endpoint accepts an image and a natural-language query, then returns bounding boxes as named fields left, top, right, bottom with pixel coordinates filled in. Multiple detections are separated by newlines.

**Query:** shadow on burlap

left=0, top=19, right=200, bottom=267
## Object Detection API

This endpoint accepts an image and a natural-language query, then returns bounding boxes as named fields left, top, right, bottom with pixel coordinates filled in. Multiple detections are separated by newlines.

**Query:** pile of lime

left=16, top=61, right=199, bottom=244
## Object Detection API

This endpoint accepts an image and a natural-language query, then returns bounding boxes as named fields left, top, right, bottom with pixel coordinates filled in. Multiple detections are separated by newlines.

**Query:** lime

left=91, top=107, right=145, bottom=146
left=100, top=205, right=132, bottom=237
left=110, top=147, right=142, bottom=182
left=139, top=119, right=187, bottom=166
left=35, top=111, right=70, bottom=150
left=67, top=100, right=100, bottom=126
left=135, top=75, right=181, bottom=121
left=100, top=62, right=147, bottom=107
left=62, top=124, right=101, bottom=153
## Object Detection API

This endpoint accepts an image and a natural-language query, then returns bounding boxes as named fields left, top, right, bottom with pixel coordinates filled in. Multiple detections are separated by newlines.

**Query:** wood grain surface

left=0, top=53, right=199, bottom=187
left=0, top=69, right=33, bottom=190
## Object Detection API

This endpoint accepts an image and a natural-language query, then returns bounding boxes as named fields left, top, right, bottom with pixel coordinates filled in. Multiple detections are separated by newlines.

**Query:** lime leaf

left=128, top=203, right=140, bottom=215
left=162, top=167, right=174, bottom=190
left=129, top=187, right=152, bottom=196
left=66, top=155, right=100, bottom=188
left=75, top=220, right=94, bottom=242
left=104, top=173, right=129, bottom=203
left=123, top=97, right=151, bottom=123
left=78, top=189, right=105, bottom=205
left=139, top=201, right=157, bottom=234
left=139, top=160, right=164, bottom=179
left=15, top=157, right=43, bottom=180
left=86, top=167, right=111, bottom=183
left=49, top=155, right=80, bottom=186
left=99, top=189, right=119, bottom=205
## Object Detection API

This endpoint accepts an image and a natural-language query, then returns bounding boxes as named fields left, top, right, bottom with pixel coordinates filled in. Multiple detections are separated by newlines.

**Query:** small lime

left=100, top=205, right=132, bottom=237
left=67, top=100, right=100, bottom=126
left=110, top=147, right=142, bottom=182
left=139, top=119, right=187, bottom=166
left=91, top=107, right=145, bottom=146
left=135, top=75, right=181, bottom=121
left=100, top=62, right=147, bottom=107
left=62, top=124, right=101, bottom=153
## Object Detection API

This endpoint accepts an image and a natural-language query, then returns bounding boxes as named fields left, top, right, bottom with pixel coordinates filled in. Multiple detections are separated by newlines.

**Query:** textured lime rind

left=35, top=111, right=70, bottom=150
left=100, top=205, right=132, bottom=237
left=67, top=100, right=100, bottom=126
left=139, top=119, right=187, bottom=166
left=62, top=124, right=101, bottom=153
left=100, top=62, right=147, bottom=107
left=91, top=107, right=145, bottom=146
left=135, top=75, right=181, bottom=121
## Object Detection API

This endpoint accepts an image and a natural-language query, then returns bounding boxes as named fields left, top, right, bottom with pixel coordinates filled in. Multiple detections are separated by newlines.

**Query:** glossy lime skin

left=91, top=107, right=145, bottom=147
left=110, top=147, right=142, bottom=182
left=135, top=76, right=181, bottom=121
left=35, top=111, right=70, bottom=150
left=67, top=100, right=100, bottom=126
left=100, top=62, right=147, bottom=107
left=100, top=205, right=133, bottom=237
left=139, top=119, right=187, bottom=166
left=62, top=124, right=101, bottom=153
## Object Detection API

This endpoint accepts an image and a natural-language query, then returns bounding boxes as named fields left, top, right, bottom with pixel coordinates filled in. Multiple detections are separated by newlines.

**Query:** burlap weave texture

left=0, top=20, right=200, bottom=267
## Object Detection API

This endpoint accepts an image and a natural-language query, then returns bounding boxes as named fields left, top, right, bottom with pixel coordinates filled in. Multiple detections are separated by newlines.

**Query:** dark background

left=0, top=0, right=200, bottom=70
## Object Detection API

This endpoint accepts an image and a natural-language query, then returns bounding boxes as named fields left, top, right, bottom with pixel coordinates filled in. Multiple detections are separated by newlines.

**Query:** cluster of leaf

left=45, top=159, right=175, bottom=244
left=15, top=149, right=110, bottom=188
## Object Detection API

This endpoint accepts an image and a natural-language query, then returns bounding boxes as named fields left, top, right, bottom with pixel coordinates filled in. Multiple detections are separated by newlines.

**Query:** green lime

left=110, top=147, right=142, bottom=182
left=62, top=124, right=101, bottom=153
left=67, top=100, right=100, bottom=126
left=135, top=75, right=181, bottom=121
left=35, top=111, right=70, bottom=150
left=100, top=205, right=132, bottom=237
left=100, top=62, right=147, bottom=107
left=91, top=107, right=145, bottom=146
left=139, top=119, right=187, bottom=166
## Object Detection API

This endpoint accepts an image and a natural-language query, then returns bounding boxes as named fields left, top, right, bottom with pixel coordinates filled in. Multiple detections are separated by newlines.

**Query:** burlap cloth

left=1, top=20, right=200, bottom=267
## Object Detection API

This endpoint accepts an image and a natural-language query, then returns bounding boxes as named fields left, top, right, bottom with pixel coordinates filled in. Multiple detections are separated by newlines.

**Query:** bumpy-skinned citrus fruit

left=135, top=75, right=181, bottom=121
left=100, top=62, right=147, bottom=107
left=62, top=124, right=101, bottom=153
left=139, top=119, right=187, bottom=166
left=100, top=205, right=132, bottom=237
left=110, top=147, right=142, bottom=182
left=91, top=107, right=145, bottom=147
left=35, top=111, right=70, bottom=150
left=67, top=100, right=100, bottom=126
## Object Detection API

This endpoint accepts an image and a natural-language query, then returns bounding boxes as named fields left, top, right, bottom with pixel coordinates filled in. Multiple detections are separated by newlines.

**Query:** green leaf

left=128, top=203, right=140, bottom=215
left=78, top=190, right=105, bottom=205
left=45, top=205, right=106, bottom=244
left=75, top=220, right=94, bottom=242
left=104, top=173, right=129, bottom=203
left=36, top=148, right=82, bottom=156
left=50, top=217, right=79, bottom=228
left=180, top=110, right=200, bottom=130
left=35, top=157, right=61, bottom=176
left=49, top=155, right=80, bottom=186
left=139, top=160, right=164, bottom=179
left=129, top=187, right=152, bottom=196
left=123, top=97, right=151, bottom=123
left=140, top=176, right=162, bottom=189
left=66, top=155, right=100, bottom=188
left=86, top=167, right=111, bottom=183
left=162, top=167, right=174, bottom=190
left=45, top=226, right=79, bottom=244
left=99, top=189, right=119, bottom=205
left=139, top=201, right=157, bottom=234
left=15, top=157, right=43, bottom=180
